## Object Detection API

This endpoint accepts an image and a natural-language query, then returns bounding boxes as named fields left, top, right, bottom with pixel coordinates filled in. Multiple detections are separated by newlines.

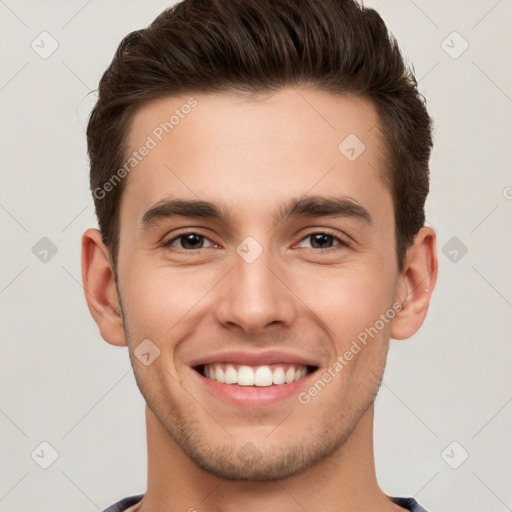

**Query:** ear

left=81, top=228, right=127, bottom=347
left=390, top=226, right=438, bottom=340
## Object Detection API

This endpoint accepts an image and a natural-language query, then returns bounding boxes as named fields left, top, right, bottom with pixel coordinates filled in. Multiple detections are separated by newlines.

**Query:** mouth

left=194, top=363, right=318, bottom=387
left=189, top=350, right=321, bottom=407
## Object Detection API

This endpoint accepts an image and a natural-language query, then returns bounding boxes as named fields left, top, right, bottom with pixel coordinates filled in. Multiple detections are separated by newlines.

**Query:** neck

left=137, top=404, right=400, bottom=512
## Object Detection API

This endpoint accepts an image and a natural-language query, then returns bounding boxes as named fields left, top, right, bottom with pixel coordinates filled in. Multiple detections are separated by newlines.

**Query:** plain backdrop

left=0, top=1, right=511, bottom=511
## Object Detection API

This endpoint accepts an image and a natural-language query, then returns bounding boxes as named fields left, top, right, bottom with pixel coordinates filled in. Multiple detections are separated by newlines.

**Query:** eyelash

left=162, top=229, right=350, bottom=253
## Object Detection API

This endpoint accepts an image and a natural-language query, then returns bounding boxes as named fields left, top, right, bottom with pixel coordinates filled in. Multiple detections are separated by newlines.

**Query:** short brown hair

left=87, top=0, right=433, bottom=273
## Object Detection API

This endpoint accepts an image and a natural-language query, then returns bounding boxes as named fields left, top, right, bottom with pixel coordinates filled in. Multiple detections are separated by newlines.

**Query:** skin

left=82, top=87, right=437, bottom=512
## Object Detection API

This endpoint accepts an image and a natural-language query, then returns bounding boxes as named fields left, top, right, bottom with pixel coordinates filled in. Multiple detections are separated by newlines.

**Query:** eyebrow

left=277, top=195, right=372, bottom=225
left=140, top=194, right=372, bottom=229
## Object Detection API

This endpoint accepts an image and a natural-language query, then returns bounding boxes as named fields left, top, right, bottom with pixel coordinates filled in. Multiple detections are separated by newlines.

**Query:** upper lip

left=189, top=350, right=320, bottom=368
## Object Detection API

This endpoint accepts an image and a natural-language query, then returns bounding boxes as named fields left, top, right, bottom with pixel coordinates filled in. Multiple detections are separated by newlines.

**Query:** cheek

left=119, top=259, right=220, bottom=336
left=288, top=264, right=394, bottom=338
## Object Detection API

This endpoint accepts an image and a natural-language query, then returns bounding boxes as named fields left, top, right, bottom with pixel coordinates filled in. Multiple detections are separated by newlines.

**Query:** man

left=81, top=0, right=438, bottom=510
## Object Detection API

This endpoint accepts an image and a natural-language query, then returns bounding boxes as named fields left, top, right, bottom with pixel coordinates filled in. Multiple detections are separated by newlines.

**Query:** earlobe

left=81, top=228, right=127, bottom=347
left=390, top=226, right=438, bottom=340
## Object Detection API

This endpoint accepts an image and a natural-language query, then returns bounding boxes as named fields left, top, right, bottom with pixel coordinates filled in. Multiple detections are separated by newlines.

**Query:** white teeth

left=224, top=364, right=238, bottom=384
left=237, top=366, right=254, bottom=386
left=215, top=366, right=224, bottom=382
left=202, top=363, right=311, bottom=386
left=285, top=367, right=296, bottom=384
left=272, top=367, right=286, bottom=385
left=254, top=366, right=273, bottom=387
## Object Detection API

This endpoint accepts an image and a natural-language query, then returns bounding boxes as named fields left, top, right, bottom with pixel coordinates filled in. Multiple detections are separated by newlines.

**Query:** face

left=114, top=87, right=402, bottom=480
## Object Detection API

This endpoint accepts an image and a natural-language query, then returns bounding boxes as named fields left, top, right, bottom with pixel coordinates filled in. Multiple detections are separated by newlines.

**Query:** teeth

left=224, top=364, right=237, bottom=384
left=215, top=366, right=224, bottom=382
left=202, top=363, right=310, bottom=386
left=272, top=367, right=285, bottom=385
left=237, top=366, right=254, bottom=386
left=254, top=366, right=273, bottom=387
left=285, top=367, right=295, bottom=383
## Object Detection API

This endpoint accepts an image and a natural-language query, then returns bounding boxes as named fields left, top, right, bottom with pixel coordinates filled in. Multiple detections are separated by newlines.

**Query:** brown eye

left=297, top=232, right=348, bottom=250
left=164, top=232, right=214, bottom=250
left=309, top=233, right=334, bottom=249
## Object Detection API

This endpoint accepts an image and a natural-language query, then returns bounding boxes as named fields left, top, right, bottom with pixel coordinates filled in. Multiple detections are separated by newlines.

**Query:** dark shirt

left=102, top=493, right=429, bottom=511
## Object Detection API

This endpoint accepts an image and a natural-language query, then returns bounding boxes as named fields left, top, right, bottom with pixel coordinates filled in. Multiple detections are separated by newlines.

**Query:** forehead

left=121, top=87, right=390, bottom=228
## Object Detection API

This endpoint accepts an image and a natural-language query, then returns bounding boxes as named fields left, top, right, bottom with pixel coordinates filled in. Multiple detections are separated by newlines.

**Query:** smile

left=200, top=363, right=316, bottom=386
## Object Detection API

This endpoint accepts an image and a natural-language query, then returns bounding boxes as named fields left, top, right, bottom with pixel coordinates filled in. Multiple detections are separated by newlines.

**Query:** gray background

left=1, top=0, right=511, bottom=510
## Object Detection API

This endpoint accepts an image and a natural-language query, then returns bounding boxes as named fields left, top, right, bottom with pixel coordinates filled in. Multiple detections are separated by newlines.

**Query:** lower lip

left=193, top=368, right=317, bottom=407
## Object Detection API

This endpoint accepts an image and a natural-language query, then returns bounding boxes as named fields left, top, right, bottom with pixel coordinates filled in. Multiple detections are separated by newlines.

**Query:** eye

left=163, top=231, right=215, bottom=251
left=296, top=232, right=348, bottom=250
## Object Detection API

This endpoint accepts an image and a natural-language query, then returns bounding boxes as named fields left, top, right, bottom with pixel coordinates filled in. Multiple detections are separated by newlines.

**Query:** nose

left=215, top=244, right=297, bottom=335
